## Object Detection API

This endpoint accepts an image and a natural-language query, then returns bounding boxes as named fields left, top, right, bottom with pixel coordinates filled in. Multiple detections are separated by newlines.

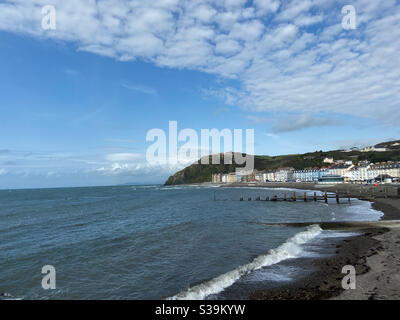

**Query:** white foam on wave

left=343, top=200, right=383, bottom=221
left=161, top=186, right=186, bottom=190
left=168, top=224, right=323, bottom=300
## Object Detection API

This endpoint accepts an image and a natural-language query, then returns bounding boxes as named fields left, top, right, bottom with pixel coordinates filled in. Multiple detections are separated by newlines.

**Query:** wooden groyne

left=239, top=191, right=350, bottom=204
left=220, top=182, right=399, bottom=199
left=214, top=183, right=399, bottom=204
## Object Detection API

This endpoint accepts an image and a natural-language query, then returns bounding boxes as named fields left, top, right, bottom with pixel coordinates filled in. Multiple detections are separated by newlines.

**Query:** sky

left=0, top=0, right=399, bottom=188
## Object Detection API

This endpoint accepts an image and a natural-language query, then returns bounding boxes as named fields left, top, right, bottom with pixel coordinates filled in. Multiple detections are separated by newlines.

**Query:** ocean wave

left=160, top=186, right=186, bottom=190
left=168, top=224, right=323, bottom=300
left=343, top=200, right=383, bottom=221
left=130, top=185, right=160, bottom=190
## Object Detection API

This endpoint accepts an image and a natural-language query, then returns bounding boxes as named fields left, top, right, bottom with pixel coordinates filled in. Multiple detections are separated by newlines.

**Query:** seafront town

left=212, top=158, right=400, bottom=185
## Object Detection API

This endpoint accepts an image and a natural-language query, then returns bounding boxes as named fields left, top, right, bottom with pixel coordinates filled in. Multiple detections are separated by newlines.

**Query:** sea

left=0, top=185, right=383, bottom=300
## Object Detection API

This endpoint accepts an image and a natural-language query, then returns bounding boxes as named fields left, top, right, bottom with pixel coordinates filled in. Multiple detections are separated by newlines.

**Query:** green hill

left=164, top=140, right=400, bottom=185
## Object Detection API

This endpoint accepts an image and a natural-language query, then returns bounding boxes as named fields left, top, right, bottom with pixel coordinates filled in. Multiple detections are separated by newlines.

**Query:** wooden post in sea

left=324, top=191, right=328, bottom=203
left=336, top=193, right=340, bottom=204
left=313, top=192, right=317, bottom=202
left=284, top=193, right=287, bottom=201
left=293, top=192, right=296, bottom=201
left=304, top=192, right=307, bottom=202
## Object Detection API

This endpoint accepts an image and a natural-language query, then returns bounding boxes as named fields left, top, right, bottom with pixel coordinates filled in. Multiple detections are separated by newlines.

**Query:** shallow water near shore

left=0, top=185, right=383, bottom=299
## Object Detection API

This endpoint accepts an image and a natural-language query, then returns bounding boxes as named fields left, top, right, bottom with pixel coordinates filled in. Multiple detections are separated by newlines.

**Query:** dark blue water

left=0, top=185, right=382, bottom=299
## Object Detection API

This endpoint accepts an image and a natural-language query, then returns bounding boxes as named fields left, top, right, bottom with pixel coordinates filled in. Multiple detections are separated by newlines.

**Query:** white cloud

left=95, top=162, right=185, bottom=177
left=266, top=133, right=279, bottom=139
left=248, top=114, right=339, bottom=132
left=0, top=148, right=193, bottom=187
left=0, top=0, right=399, bottom=125
left=215, top=37, right=242, bottom=56
left=271, top=114, right=339, bottom=133
left=229, top=20, right=264, bottom=41
left=277, top=0, right=314, bottom=21
left=294, top=14, right=324, bottom=26
left=253, top=0, right=280, bottom=15
left=105, top=153, right=144, bottom=162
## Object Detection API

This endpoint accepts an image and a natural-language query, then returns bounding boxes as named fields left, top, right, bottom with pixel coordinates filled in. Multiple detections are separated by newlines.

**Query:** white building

left=235, top=169, right=255, bottom=183
left=275, top=167, right=294, bottom=182
left=336, top=160, right=353, bottom=165
left=227, top=173, right=237, bottom=183
left=327, top=164, right=354, bottom=177
left=345, top=162, right=400, bottom=182
left=293, top=169, right=320, bottom=182
left=345, top=164, right=371, bottom=182
left=361, top=146, right=387, bottom=152
left=323, top=157, right=334, bottom=164
left=220, top=173, right=238, bottom=184
left=212, top=173, right=222, bottom=183
left=263, top=171, right=276, bottom=182
left=368, top=162, right=400, bottom=180
left=255, top=171, right=264, bottom=182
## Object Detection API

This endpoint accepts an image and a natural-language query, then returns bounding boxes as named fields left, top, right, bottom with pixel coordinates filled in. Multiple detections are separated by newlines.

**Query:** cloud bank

left=0, top=0, right=399, bottom=124
left=0, top=149, right=186, bottom=188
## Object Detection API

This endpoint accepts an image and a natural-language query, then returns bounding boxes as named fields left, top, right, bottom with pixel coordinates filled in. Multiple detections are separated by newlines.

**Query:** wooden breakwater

left=217, top=182, right=400, bottom=203
left=220, top=182, right=400, bottom=200
left=239, top=191, right=349, bottom=204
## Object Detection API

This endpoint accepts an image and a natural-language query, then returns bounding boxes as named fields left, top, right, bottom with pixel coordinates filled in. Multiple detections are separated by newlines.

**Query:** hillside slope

left=164, top=141, right=400, bottom=185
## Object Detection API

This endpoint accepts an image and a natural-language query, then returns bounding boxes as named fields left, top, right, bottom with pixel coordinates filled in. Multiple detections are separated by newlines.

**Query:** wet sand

left=249, top=226, right=388, bottom=300
left=333, top=222, right=400, bottom=300
left=219, top=182, right=400, bottom=299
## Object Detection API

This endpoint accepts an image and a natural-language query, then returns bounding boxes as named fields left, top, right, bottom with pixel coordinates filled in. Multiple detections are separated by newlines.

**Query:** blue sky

left=0, top=0, right=399, bottom=188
